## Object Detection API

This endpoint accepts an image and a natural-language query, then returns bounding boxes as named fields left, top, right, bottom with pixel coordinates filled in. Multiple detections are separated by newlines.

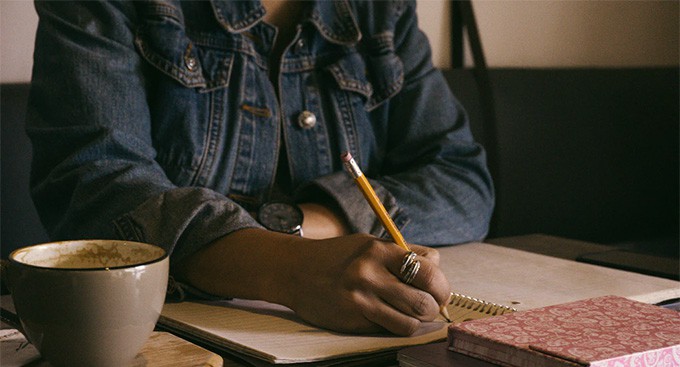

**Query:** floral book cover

left=447, top=295, right=680, bottom=367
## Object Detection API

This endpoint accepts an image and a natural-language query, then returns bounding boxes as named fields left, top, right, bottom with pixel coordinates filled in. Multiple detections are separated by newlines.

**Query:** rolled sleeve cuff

left=113, top=187, right=263, bottom=266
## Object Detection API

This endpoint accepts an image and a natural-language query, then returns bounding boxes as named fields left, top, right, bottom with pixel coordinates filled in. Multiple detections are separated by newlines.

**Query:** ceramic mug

left=6, top=240, right=169, bottom=367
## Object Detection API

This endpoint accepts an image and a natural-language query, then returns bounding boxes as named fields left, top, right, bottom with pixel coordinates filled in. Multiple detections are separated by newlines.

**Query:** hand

left=177, top=229, right=451, bottom=336
left=280, top=234, right=451, bottom=336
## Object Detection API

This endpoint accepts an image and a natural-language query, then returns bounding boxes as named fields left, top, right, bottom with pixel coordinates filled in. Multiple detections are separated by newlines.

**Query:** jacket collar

left=210, top=0, right=361, bottom=45
left=209, top=0, right=266, bottom=32
left=309, top=0, right=361, bottom=45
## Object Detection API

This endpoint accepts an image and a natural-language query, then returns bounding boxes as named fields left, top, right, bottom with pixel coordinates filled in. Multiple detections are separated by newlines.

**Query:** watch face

left=257, top=202, right=303, bottom=234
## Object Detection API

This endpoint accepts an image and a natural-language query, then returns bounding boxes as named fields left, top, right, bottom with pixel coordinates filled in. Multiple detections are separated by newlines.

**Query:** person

left=26, top=0, right=494, bottom=336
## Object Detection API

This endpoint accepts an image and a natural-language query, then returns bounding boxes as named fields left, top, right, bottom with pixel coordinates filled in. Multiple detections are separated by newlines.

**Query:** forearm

left=175, top=228, right=303, bottom=306
left=174, top=203, right=351, bottom=302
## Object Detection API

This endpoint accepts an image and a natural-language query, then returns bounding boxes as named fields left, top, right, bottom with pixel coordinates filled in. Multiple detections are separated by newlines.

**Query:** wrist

left=298, top=202, right=350, bottom=239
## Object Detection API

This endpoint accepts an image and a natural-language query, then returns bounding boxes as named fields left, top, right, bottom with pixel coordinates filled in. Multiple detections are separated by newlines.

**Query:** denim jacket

left=28, top=0, right=494, bottom=267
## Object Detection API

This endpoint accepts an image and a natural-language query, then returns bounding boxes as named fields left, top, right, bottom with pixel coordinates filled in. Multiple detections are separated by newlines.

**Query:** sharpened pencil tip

left=440, top=306, right=451, bottom=323
left=440, top=292, right=453, bottom=322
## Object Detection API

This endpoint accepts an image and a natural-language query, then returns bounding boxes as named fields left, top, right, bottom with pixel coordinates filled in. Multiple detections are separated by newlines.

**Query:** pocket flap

left=135, top=20, right=206, bottom=88
left=135, top=18, right=234, bottom=92
left=327, top=50, right=403, bottom=110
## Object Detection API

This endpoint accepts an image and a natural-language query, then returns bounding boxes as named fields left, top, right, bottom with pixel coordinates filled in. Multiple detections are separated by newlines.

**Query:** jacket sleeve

left=307, top=1, right=494, bottom=245
left=27, top=1, right=261, bottom=266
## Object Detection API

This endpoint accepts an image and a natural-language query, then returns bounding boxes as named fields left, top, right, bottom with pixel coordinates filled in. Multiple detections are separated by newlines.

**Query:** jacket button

left=294, top=38, right=305, bottom=53
left=185, top=56, right=198, bottom=71
left=297, top=111, right=316, bottom=129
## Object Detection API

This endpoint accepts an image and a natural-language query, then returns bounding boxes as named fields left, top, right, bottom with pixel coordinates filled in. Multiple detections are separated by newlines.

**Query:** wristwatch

left=257, top=201, right=304, bottom=236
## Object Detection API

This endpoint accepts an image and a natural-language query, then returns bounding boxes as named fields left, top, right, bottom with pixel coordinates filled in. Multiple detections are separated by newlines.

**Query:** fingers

left=387, top=247, right=451, bottom=307
left=364, top=246, right=450, bottom=328
left=404, top=253, right=451, bottom=307
left=339, top=241, right=451, bottom=334
left=362, top=297, right=422, bottom=336
left=376, top=280, right=440, bottom=322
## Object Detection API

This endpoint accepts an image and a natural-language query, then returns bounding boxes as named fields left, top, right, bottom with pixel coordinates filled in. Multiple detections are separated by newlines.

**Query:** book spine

left=450, top=336, right=581, bottom=367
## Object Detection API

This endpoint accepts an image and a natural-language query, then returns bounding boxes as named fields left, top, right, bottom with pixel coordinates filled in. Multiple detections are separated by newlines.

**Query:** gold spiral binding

left=449, top=292, right=517, bottom=316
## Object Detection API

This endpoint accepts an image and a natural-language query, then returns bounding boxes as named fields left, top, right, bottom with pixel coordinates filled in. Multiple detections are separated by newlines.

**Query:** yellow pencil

left=341, top=152, right=452, bottom=322
left=341, top=152, right=410, bottom=252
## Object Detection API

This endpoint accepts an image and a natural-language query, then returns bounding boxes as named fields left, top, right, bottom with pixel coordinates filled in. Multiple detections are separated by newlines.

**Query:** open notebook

left=158, top=243, right=680, bottom=365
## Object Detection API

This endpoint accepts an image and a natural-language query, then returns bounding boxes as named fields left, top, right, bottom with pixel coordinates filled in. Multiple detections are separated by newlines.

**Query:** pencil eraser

left=341, top=151, right=352, bottom=162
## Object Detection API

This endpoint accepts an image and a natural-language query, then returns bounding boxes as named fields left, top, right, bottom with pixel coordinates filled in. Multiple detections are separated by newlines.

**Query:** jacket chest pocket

left=320, top=46, right=404, bottom=163
left=134, top=15, right=235, bottom=92
left=134, top=11, right=241, bottom=187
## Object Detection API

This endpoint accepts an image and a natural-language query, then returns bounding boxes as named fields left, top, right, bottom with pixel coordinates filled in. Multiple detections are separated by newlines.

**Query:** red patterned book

left=448, top=295, right=680, bottom=367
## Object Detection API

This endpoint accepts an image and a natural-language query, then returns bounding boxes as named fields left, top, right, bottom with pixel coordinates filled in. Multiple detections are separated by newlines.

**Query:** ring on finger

left=402, top=260, right=420, bottom=285
left=399, top=251, right=420, bottom=285
left=400, top=251, right=417, bottom=274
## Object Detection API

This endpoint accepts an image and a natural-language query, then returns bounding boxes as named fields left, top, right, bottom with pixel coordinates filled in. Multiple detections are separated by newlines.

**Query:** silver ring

left=400, top=251, right=417, bottom=274
left=399, top=251, right=420, bottom=285
left=402, top=260, right=420, bottom=285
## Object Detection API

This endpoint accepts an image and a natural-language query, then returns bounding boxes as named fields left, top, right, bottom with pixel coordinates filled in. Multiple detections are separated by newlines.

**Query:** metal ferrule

left=343, top=157, right=363, bottom=179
